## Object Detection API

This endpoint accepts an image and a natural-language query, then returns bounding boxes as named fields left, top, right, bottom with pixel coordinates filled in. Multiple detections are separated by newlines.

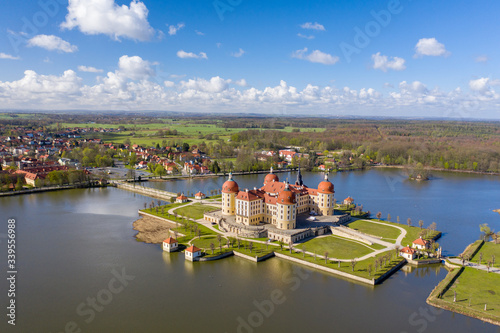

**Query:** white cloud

left=177, top=50, right=208, bottom=59
left=231, top=48, right=245, bottom=58
left=0, top=53, right=20, bottom=60
left=27, top=35, right=77, bottom=53
left=372, top=52, right=406, bottom=72
left=234, top=79, right=247, bottom=87
left=297, top=33, right=315, bottom=40
left=164, top=80, right=175, bottom=87
left=117, top=55, right=155, bottom=80
left=414, top=38, right=449, bottom=57
left=195, top=30, right=205, bottom=36
left=168, top=23, right=185, bottom=36
left=300, top=22, right=325, bottom=31
left=475, top=55, right=488, bottom=63
left=78, top=66, right=103, bottom=73
left=292, top=48, right=339, bottom=65
left=61, top=0, right=155, bottom=41
left=469, top=78, right=489, bottom=92
left=180, top=76, right=231, bottom=93
left=170, top=74, right=186, bottom=79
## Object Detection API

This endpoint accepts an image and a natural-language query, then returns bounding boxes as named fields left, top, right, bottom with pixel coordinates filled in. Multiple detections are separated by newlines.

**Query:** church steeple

left=295, top=166, right=303, bottom=186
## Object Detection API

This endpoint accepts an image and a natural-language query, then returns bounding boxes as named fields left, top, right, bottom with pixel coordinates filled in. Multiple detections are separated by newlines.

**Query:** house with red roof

left=185, top=245, right=202, bottom=261
left=400, top=246, right=417, bottom=260
left=412, top=237, right=431, bottom=251
left=162, top=237, right=179, bottom=252
left=195, top=191, right=206, bottom=200
left=176, top=193, right=188, bottom=203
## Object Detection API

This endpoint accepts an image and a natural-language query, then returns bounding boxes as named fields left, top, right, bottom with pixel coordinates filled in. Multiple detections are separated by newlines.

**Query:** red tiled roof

left=236, top=189, right=266, bottom=201
left=163, top=237, right=178, bottom=244
left=400, top=246, right=416, bottom=254
left=413, top=238, right=429, bottom=246
left=186, top=245, right=201, bottom=253
left=195, top=192, right=205, bottom=197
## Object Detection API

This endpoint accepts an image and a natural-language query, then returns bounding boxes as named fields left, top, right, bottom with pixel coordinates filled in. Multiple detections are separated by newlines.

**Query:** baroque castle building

left=221, top=168, right=335, bottom=230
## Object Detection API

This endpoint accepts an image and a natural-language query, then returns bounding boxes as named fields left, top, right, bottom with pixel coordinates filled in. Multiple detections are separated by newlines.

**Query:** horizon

left=1, top=1, right=500, bottom=119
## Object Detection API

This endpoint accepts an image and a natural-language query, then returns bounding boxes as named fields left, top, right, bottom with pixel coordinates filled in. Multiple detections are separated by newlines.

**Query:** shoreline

left=371, top=164, right=500, bottom=176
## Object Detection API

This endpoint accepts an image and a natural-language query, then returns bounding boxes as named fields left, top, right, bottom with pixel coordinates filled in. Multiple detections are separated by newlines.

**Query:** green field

left=470, top=242, right=500, bottom=267
left=192, top=235, right=227, bottom=250
left=302, top=235, right=376, bottom=259
left=439, top=268, right=500, bottom=322
left=347, top=220, right=402, bottom=243
left=361, top=219, right=441, bottom=247
left=173, top=203, right=219, bottom=219
left=274, top=247, right=402, bottom=280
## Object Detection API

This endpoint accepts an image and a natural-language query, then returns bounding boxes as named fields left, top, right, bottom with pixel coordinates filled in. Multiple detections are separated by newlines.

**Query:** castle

left=221, top=168, right=335, bottom=230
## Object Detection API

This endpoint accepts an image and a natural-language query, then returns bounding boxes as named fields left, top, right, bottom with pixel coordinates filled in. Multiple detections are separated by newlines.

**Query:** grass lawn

left=347, top=220, right=402, bottom=242
left=192, top=235, right=227, bottom=250
left=302, top=235, right=376, bottom=259
left=231, top=241, right=274, bottom=257
left=470, top=242, right=500, bottom=267
left=362, top=219, right=441, bottom=247
left=438, top=267, right=500, bottom=322
left=173, top=203, right=219, bottom=219
left=274, top=247, right=403, bottom=280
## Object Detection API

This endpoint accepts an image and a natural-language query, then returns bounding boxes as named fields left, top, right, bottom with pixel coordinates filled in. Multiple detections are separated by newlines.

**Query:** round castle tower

left=221, top=172, right=238, bottom=216
left=276, top=182, right=296, bottom=230
left=317, top=174, right=334, bottom=216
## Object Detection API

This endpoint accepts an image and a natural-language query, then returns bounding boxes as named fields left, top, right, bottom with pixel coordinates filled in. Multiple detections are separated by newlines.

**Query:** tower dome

left=264, top=166, right=279, bottom=185
left=318, top=174, right=334, bottom=194
left=277, top=182, right=296, bottom=205
left=222, top=172, right=239, bottom=193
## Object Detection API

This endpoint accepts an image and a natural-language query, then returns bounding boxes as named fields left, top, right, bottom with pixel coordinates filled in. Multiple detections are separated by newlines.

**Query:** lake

left=1, top=168, right=499, bottom=332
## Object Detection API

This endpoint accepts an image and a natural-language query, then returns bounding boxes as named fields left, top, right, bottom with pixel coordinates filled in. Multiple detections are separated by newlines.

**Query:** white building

left=162, top=237, right=179, bottom=252
left=185, top=245, right=202, bottom=261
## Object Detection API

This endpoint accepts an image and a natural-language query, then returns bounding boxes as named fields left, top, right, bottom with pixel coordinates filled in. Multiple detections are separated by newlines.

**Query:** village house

left=412, top=237, right=430, bottom=251
left=400, top=246, right=417, bottom=260
left=185, top=245, right=202, bottom=261
left=162, top=237, right=179, bottom=252
left=176, top=193, right=188, bottom=203
left=195, top=191, right=206, bottom=200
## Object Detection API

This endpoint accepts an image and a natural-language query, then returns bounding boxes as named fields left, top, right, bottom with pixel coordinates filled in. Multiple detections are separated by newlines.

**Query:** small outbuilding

left=343, top=196, right=354, bottom=205
left=185, top=245, right=202, bottom=261
left=195, top=191, right=206, bottom=200
left=162, top=237, right=178, bottom=252
left=400, top=246, right=417, bottom=260
left=412, top=237, right=430, bottom=251
left=176, top=193, right=188, bottom=203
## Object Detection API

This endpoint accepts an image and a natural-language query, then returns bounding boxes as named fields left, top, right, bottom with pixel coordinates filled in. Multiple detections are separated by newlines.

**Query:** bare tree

left=324, top=251, right=329, bottom=264
left=387, top=213, right=391, bottom=222
left=376, top=212, right=382, bottom=219
left=367, top=264, right=373, bottom=277
left=487, top=261, right=492, bottom=273
left=210, top=243, right=215, bottom=255
left=217, top=234, right=222, bottom=253
left=301, top=245, right=306, bottom=258
left=350, top=259, right=357, bottom=272
left=407, top=218, right=412, bottom=227
left=237, top=238, right=241, bottom=249
left=288, top=240, right=293, bottom=254
left=478, top=252, right=483, bottom=265
left=419, top=220, right=424, bottom=229
left=249, top=242, right=253, bottom=253
left=397, top=216, right=400, bottom=224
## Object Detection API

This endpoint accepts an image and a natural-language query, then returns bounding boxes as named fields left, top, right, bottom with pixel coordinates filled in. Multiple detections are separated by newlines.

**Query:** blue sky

left=0, top=0, right=499, bottom=119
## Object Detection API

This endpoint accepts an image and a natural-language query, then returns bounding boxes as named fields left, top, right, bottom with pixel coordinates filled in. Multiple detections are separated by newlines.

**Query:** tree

left=301, top=245, right=306, bottom=258
left=350, top=259, right=358, bottom=272
left=419, top=220, right=424, bottom=229
left=479, top=223, right=493, bottom=241
left=324, top=251, right=329, bottom=264
left=478, top=252, right=483, bottom=265
left=288, top=240, right=293, bottom=254
left=387, top=213, right=391, bottom=222
left=407, top=218, right=412, bottom=227
left=15, top=177, right=23, bottom=191
left=397, top=216, right=400, bottom=224
left=249, top=242, right=253, bottom=253
left=376, top=212, right=382, bottom=219
left=487, top=261, right=492, bottom=273
left=217, top=234, right=222, bottom=253
left=367, top=264, right=373, bottom=277
left=210, top=243, right=215, bottom=255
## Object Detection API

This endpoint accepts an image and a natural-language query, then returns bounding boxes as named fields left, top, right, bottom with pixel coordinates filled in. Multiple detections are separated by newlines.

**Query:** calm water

left=0, top=169, right=499, bottom=333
